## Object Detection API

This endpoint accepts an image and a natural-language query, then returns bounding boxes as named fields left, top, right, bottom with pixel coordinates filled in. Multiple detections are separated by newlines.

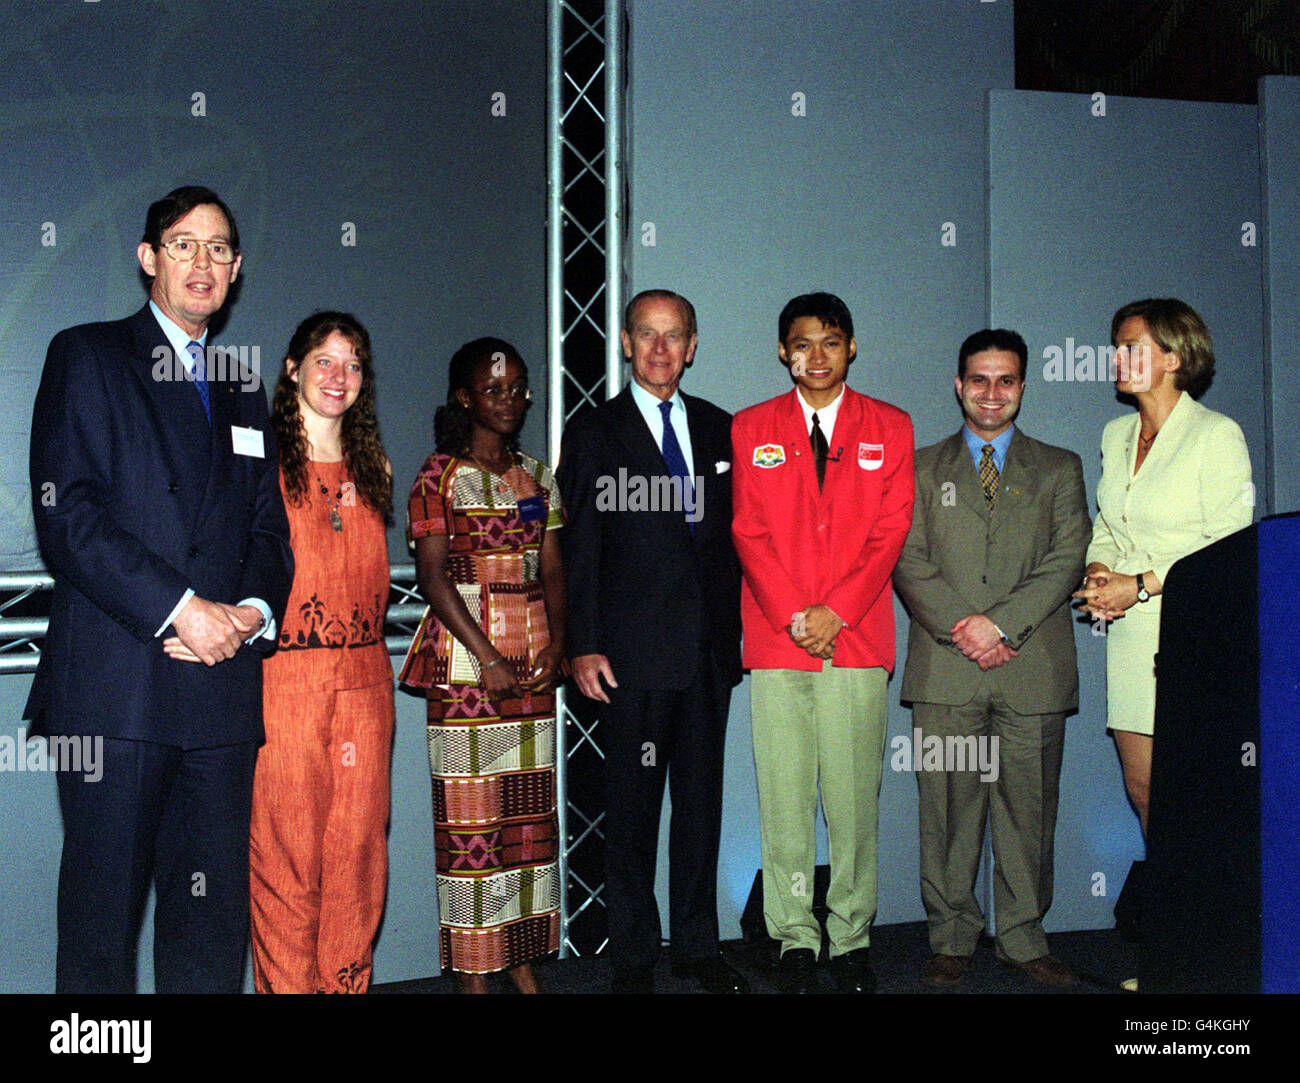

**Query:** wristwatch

left=1135, top=573, right=1150, bottom=603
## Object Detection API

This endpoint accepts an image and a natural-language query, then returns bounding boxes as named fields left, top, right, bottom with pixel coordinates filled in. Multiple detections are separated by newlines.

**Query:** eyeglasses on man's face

left=157, top=237, right=238, bottom=264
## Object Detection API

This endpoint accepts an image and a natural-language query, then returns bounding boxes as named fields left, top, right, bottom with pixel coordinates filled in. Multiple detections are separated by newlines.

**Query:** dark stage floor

left=372, top=920, right=1139, bottom=995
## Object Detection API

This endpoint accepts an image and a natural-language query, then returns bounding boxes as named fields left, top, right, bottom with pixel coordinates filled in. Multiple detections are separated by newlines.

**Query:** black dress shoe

left=777, top=948, right=817, bottom=994
left=830, top=948, right=876, bottom=994
left=612, top=966, right=654, bottom=994
left=670, top=952, right=750, bottom=994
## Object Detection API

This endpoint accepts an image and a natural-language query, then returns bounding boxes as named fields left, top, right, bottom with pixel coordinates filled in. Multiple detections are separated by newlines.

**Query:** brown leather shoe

left=999, top=954, right=1076, bottom=986
left=922, top=954, right=972, bottom=987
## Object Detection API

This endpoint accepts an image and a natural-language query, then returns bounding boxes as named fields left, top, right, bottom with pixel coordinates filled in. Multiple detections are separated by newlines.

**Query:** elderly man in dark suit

left=26, top=185, right=293, bottom=993
left=893, top=328, right=1090, bottom=988
left=557, top=289, right=746, bottom=994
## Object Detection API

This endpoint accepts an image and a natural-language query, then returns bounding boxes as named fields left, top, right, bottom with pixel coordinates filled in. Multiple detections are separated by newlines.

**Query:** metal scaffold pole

left=547, top=0, right=625, bottom=959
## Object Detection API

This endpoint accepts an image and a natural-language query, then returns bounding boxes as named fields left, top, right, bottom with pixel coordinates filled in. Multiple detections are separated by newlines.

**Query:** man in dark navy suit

left=26, top=185, right=293, bottom=993
left=557, top=289, right=746, bottom=994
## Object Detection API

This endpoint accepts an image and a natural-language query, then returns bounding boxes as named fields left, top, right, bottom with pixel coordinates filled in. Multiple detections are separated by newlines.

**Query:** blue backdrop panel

left=989, top=89, right=1266, bottom=934
left=627, top=0, right=1015, bottom=936
left=1259, top=77, right=1300, bottom=516
left=0, top=0, right=546, bottom=991
left=1259, top=515, right=1300, bottom=993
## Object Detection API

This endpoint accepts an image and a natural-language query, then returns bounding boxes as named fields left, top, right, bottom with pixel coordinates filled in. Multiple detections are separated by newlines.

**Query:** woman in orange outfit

left=168, top=310, right=395, bottom=992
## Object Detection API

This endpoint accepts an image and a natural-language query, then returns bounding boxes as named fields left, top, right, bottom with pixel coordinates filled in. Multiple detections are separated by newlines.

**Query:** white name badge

left=231, top=425, right=265, bottom=458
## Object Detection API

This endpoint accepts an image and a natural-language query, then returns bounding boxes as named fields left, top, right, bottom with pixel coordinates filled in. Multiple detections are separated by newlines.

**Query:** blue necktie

left=658, top=400, right=694, bottom=535
left=187, top=340, right=210, bottom=423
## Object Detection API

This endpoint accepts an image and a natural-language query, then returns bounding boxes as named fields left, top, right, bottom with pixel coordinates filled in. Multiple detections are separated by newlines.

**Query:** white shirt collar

left=796, top=383, right=845, bottom=438
left=630, top=379, right=686, bottom=422
left=628, top=379, right=694, bottom=477
left=149, top=301, right=207, bottom=374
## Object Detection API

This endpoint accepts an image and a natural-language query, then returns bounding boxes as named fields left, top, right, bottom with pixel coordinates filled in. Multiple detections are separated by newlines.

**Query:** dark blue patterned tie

left=187, top=340, right=211, bottom=423
left=658, top=399, right=694, bottom=535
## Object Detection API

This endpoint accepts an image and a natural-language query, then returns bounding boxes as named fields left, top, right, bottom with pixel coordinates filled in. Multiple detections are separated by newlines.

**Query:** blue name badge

left=516, top=494, right=546, bottom=523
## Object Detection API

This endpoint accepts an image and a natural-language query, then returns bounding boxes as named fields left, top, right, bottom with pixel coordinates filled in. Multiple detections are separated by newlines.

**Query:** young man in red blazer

left=731, top=292, right=913, bottom=993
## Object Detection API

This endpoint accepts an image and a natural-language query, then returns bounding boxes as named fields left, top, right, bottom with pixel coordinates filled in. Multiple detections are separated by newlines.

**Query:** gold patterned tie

left=979, top=444, right=999, bottom=509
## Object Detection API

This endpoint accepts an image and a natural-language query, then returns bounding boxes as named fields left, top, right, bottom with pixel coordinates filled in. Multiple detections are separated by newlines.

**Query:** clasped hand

left=789, top=604, right=842, bottom=660
left=163, top=597, right=262, bottom=666
left=481, top=642, right=567, bottom=701
left=951, top=614, right=1017, bottom=671
left=1072, top=566, right=1137, bottom=621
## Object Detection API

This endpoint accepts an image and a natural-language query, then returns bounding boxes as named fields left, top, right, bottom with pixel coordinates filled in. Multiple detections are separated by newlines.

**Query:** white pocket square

left=715, top=460, right=730, bottom=473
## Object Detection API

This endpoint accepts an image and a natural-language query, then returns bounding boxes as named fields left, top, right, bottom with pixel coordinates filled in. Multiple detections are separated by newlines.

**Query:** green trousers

left=750, top=664, right=888, bottom=957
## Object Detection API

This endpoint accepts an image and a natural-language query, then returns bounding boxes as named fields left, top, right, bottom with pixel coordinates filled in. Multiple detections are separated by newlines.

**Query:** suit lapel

left=1119, top=414, right=1139, bottom=479
left=778, top=390, right=821, bottom=501
left=795, top=387, right=868, bottom=504
left=609, top=387, right=693, bottom=542
left=819, top=387, right=860, bottom=502
left=608, top=386, right=670, bottom=480
left=195, top=357, right=241, bottom=531
left=943, top=432, right=990, bottom=524
left=127, top=307, right=212, bottom=531
left=989, top=428, right=1034, bottom=536
left=1134, top=389, right=1193, bottom=479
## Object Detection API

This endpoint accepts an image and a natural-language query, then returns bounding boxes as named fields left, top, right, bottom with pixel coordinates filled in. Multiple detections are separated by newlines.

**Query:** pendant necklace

left=316, top=473, right=344, bottom=532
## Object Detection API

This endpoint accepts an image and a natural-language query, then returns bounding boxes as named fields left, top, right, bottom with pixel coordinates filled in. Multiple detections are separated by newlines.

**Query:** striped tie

left=979, top=444, right=999, bottom=509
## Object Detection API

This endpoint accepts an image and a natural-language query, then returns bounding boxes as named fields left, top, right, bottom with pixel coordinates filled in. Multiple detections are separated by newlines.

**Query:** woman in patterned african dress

left=402, top=338, right=565, bottom=994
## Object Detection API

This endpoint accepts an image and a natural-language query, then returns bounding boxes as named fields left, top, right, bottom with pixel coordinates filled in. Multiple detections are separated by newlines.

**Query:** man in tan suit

left=894, top=329, right=1090, bottom=987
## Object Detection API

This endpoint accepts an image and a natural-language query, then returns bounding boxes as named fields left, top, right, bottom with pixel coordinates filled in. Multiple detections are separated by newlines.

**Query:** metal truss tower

left=548, top=0, right=626, bottom=958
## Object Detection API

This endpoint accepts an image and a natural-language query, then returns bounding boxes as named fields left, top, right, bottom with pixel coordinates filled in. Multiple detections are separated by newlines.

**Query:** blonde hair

left=1111, top=298, right=1215, bottom=398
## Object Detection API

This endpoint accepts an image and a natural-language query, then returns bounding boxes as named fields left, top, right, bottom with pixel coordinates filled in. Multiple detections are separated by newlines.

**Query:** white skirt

left=1105, top=605, right=1160, bottom=736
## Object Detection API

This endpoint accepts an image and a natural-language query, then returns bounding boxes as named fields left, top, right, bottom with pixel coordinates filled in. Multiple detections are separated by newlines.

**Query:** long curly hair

left=271, top=310, right=393, bottom=519
left=434, top=337, right=527, bottom=455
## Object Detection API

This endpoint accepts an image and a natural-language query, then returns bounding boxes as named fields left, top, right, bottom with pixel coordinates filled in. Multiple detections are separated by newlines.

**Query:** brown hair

left=142, top=185, right=239, bottom=250
left=958, top=328, right=1027, bottom=381
left=271, top=311, right=392, bottom=518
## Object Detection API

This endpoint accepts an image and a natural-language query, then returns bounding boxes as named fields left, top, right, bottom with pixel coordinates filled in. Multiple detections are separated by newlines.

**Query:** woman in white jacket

left=1074, top=298, right=1252, bottom=837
